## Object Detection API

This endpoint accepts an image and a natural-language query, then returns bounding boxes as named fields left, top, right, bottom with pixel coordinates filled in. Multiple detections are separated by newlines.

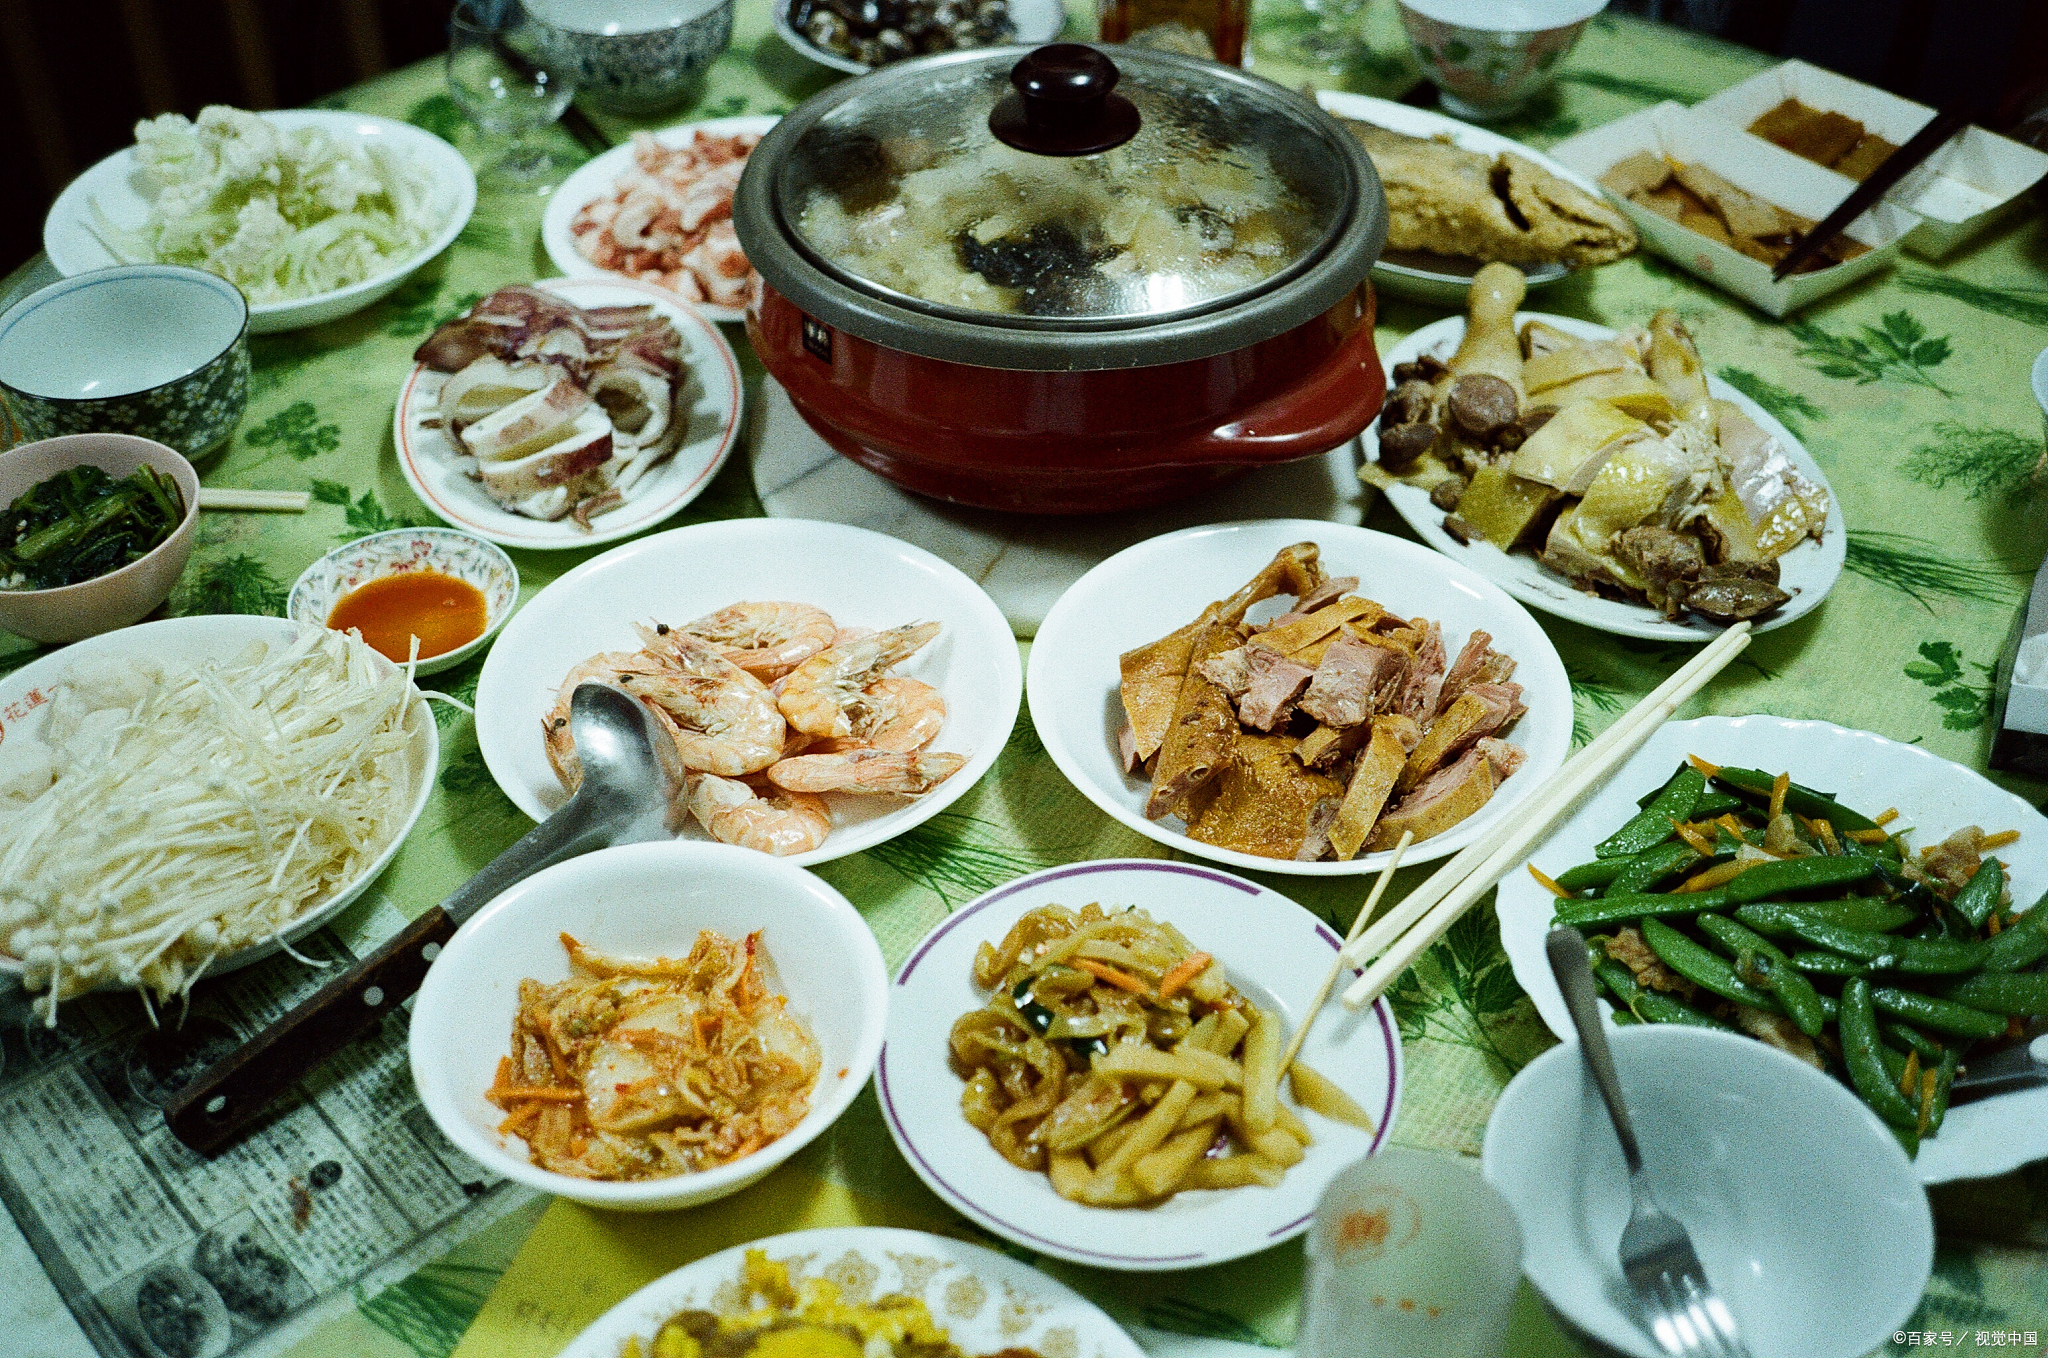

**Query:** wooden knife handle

left=163, top=907, right=458, bottom=1155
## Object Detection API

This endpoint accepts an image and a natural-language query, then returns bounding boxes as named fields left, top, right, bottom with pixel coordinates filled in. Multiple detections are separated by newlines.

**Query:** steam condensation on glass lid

left=782, top=64, right=1346, bottom=322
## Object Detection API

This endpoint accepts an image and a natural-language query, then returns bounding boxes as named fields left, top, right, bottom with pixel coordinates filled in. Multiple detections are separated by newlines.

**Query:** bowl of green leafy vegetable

left=0, top=433, right=200, bottom=642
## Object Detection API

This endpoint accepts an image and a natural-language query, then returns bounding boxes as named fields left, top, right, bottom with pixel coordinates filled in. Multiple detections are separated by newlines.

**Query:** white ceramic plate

left=879, top=859, right=1402, bottom=1270
left=773, top=0, right=1065, bottom=75
left=472, top=517, right=1021, bottom=866
left=44, top=110, right=476, bottom=334
left=1361, top=312, right=1846, bottom=641
left=392, top=275, right=742, bottom=551
left=1028, top=519, right=1572, bottom=877
left=0, top=615, right=437, bottom=989
left=1316, top=92, right=1603, bottom=304
left=1494, top=714, right=2048, bottom=1184
left=410, top=842, right=888, bottom=1211
left=540, top=114, right=778, bottom=325
left=559, top=1226, right=1146, bottom=1356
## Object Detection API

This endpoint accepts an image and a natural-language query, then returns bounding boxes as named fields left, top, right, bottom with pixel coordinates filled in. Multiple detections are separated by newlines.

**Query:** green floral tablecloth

left=5, top=3, right=2047, bottom=1354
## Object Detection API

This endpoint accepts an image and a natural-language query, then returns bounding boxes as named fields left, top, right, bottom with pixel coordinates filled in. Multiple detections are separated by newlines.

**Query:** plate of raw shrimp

left=472, top=518, right=1022, bottom=865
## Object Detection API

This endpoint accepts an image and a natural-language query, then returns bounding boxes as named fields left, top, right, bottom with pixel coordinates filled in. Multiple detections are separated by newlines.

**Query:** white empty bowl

left=408, top=841, right=888, bottom=1211
left=1481, top=1026, right=1932, bottom=1358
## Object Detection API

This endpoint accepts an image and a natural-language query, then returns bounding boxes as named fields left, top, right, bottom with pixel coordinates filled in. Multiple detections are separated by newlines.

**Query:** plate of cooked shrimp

left=472, top=518, right=1022, bottom=865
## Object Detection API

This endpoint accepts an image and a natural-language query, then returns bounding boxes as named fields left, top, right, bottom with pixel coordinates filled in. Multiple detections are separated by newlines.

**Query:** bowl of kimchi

left=408, top=840, right=888, bottom=1211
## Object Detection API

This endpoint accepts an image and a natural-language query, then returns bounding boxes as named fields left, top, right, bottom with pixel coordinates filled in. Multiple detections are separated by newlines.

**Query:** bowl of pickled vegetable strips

left=0, top=433, right=198, bottom=642
left=1495, top=714, right=2048, bottom=1183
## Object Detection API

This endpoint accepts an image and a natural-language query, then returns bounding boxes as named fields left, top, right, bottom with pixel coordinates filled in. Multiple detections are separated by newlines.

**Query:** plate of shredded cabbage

left=44, top=107, right=475, bottom=333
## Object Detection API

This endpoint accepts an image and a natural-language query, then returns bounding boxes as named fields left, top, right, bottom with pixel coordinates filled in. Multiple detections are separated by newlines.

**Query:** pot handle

left=1196, top=284, right=1386, bottom=465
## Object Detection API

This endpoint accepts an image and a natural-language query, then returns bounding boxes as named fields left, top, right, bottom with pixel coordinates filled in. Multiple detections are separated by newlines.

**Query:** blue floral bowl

left=538, top=0, right=736, bottom=114
left=0, top=265, right=249, bottom=459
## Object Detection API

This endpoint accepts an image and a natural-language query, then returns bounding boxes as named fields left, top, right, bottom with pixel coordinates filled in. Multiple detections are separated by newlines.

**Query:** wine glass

left=446, top=0, right=578, bottom=189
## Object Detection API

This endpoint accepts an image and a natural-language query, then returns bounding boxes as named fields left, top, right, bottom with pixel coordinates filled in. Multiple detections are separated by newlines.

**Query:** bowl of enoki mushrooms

left=0, top=615, right=436, bottom=1024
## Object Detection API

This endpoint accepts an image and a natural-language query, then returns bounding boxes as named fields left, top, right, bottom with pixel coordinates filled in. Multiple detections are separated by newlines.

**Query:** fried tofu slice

left=1118, top=543, right=1324, bottom=761
left=1184, top=732, right=1344, bottom=858
left=1329, top=721, right=1409, bottom=861
left=1145, top=622, right=1243, bottom=820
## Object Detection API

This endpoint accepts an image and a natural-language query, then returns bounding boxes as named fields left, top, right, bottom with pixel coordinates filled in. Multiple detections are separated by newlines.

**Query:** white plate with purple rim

left=1361, top=313, right=1846, bottom=642
left=1493, top=714, right=2048, bottom=1184
left=391, top=275, right=742, bottom=551
left=878, top=858, right=1403, bottom=1271
left=1028, top=518, right=1572, bottom=877
left=555, top=1226, right=1146, bottom=1357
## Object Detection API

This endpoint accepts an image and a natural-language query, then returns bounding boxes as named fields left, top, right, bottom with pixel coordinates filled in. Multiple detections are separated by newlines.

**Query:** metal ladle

left=163, top=682, right=689, bottom=1155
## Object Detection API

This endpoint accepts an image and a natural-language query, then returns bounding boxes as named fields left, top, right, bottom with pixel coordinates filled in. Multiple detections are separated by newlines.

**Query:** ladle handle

left=164, top=793, right=618, bottom=1156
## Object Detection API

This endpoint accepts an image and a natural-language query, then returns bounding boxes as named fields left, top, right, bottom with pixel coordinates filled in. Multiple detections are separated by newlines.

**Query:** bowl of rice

left=42, top=107, right=477, bottom=334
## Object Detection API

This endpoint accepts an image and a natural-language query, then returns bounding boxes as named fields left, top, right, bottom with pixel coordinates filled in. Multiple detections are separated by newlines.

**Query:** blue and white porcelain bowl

left=0, top=265, right=248, bottom=458
left=535, top=0, right=736, bottom=114
left=289, top=527, right=520, bottom=676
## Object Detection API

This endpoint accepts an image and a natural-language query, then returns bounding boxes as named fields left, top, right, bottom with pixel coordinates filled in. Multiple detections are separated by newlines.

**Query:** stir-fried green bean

left=1540, top=751, right=2045, bottom=1153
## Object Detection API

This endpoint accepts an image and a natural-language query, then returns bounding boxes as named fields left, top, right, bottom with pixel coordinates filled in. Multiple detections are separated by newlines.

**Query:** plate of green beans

left=1497, top=715, right=2048, bottom=1183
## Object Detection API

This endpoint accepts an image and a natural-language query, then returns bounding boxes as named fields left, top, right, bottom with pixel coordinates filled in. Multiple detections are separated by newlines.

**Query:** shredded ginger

left=92, top=105, right=440, bottom=302
left=0, top=627, right=421, bottom=1022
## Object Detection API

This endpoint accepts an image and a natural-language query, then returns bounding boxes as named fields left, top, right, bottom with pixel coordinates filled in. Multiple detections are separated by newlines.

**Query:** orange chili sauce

left=327, top=570, right=488, bottom=662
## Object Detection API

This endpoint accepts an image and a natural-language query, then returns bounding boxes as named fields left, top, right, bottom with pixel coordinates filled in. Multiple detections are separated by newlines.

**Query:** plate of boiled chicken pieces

left=394, top=278, right=743, bottom=550
left=1361, top=263, right=1844, bottom=641
left=1029, top=522, right=1571, bottom=876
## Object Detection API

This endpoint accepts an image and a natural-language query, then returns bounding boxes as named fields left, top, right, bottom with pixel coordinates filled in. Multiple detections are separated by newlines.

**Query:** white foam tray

left=1549, top=102, right=1916, bottom=316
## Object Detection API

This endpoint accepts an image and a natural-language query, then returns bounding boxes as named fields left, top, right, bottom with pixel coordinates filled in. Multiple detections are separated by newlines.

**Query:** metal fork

left=1547, top=927, right=1753, bottom=1358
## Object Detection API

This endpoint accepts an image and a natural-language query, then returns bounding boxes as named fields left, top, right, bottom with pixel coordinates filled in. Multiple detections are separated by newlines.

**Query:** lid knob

left=988, top=44, right=1142, bottom=157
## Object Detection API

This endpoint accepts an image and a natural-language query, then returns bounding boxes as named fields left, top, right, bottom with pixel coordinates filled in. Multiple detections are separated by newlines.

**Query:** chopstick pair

left=1770, top=105, right=1970, bottom=280
left=1321, top=620, right=1755, bottom=1015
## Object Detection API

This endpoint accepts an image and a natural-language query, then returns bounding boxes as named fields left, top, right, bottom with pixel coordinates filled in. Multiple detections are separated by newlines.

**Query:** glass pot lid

left=774, top=44, right=1355, bottom=326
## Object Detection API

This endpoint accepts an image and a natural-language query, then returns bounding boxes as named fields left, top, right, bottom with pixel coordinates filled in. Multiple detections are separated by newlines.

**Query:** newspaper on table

left=0, top=921, right=531, bottom=1358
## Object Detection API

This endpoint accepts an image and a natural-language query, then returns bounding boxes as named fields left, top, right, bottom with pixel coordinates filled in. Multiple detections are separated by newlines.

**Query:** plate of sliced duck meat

left=394, top=278, right=743, bottom=549
left=1027, top=522, right=1571, bottom=875
left=1360, top=262, right=1844, bottom=640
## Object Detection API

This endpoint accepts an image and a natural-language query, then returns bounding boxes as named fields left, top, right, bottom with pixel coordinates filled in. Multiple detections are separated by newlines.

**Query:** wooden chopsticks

left=1771, top=105, right=1970, bottom=280
left=1337, top=620, right=1755, bottom=1013
left=197, top=488, right=310, bottom=512
left=1276, top=830, right=1414, bottom=1076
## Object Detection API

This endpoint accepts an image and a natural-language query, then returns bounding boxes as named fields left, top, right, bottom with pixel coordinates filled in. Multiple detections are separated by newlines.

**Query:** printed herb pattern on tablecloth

left=1385, top=903, right=1548, bottom=1082
left=866, top=810, right=1063, bottom=907
left=1569, top=666, right=1627, bottom=747
left=1715, top=366, right=1825, bottom=439
left=1905, top=641, right=1994, bottom=732
left=173, top=553, right=289, bottom=616
left=356, top=1260, right=502, bottom=1358
left=1141, top=1297, right=1284, bottom=1348
left=245, top=401, right=343, bottom=463
left=1844, top=531, right=2023, bottom=609
left=1903, top=423, right=2045, bottom=503
left=1897, top=271, right=2048, bottom=328
left=312, top=479, right=430, bottom=542
left=1788, top=311, right=1954, bottom=395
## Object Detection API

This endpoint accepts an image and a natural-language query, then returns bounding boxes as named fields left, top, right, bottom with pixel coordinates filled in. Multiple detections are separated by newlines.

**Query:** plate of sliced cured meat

left=394, top=278, right=742, bottom=550
left=541, top=116, right=775, bottom=323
